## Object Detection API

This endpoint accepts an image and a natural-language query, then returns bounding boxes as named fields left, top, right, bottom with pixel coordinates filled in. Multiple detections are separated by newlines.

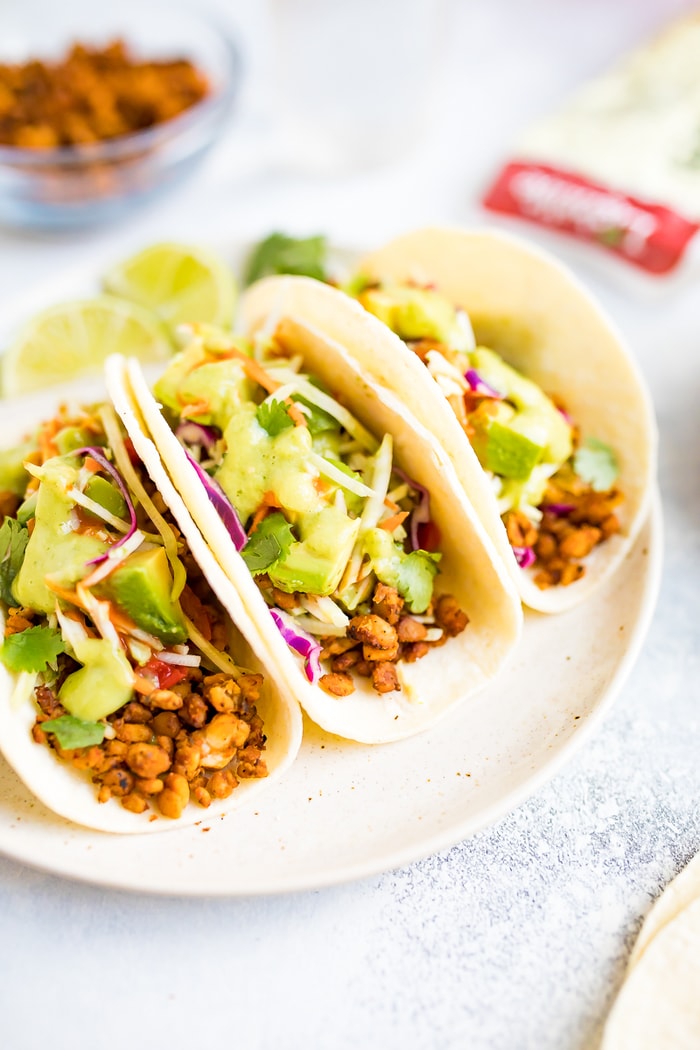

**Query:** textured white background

left=1, top=1, right=700, bottom=1048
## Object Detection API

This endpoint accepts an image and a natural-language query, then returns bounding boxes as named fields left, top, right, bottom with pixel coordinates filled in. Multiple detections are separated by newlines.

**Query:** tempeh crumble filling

left=0, top=401, right=267, bottom=820
left=356, top=281, right=623, bottom=589
left=152, top=320, right=470, bottom=700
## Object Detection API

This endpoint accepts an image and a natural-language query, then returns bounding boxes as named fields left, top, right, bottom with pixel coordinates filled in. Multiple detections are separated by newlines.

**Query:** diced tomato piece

left=123, top=437, right=141, bottom=467
left=143, top=656, right=189, bottom=690
left=417, top=520, right=441, bottom=552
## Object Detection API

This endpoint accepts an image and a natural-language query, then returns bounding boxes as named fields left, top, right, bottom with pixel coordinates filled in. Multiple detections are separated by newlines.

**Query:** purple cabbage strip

left=269, top=608, right=322, bottom=684
left=185, top=451, right=247, bottom=551
left=175, top=420, right=220, bottom=452
left=542, top=502, right=575, bottom=517
left=464, top=369, right=502, bottom=399
left=75, top=446, right=138, bottom=566
left=513, top=546, right=536, bottom=570
left=393, top=466, right=431, bottom=551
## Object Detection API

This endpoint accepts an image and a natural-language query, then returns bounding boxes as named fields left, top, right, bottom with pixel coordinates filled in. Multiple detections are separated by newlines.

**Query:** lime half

left=1, top=296, right=172, bottom=397
left=103, top=243, right=237, bottom=329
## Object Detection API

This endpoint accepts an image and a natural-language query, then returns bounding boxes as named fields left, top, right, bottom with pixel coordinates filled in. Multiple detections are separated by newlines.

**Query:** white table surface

left=1, top=2, right=700, bottom=1048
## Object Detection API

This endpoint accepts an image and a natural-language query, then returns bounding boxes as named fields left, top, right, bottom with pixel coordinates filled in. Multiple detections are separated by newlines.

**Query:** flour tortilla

left=629, top=852, right=700, bottom=968
left=116, top=304, right=523, bottom=744
left=244, top=228, right=656, bottom=613
left=600, top=896, right=700, bottom=1049
left=0, top=376, right=303, bottom=834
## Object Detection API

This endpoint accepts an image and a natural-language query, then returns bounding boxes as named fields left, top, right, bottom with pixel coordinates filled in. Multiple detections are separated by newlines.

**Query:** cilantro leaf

left=0, top=626, right=65, bottom=673
left=244, top=233, right=328, bottom=286
left=397, top=551, right=441, bottom=614
left=0, top=518, right=30, bottom=606
left=40, top=715, right=105, bottom=749
left=241, top=512, right=295, bottom=574
left=573, top=438, right=619, bottom=492
left=256, top=399, right=294, bottom=437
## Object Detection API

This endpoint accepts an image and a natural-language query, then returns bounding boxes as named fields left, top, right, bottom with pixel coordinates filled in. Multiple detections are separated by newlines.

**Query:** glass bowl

left=0, top=1, right=242, bottom=230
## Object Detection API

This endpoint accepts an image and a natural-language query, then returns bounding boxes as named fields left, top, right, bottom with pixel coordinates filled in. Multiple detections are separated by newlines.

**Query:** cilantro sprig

left=244, top=233, right=328, bottom=286
left=40, top=715, right=105, bottom=750
left=0, top=518, right=29, bottom=606
left=398, top=551, right=441, bottom=614
left=241, top=512, right=295, bottom=574
left=573, top=438, right=619, bottom=492
left=0, top=626, right=65, bottom=674
left=256, top=399, right=294, bottom=437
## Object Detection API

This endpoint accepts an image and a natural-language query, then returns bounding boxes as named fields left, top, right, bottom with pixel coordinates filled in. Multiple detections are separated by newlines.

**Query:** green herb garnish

left=574, top=438, right=619, bottom=492
left=397, top=551, right=441, bottom=614
left=256, top=399, right=294, bottom=437
left=0, top=517, right=29, bottom=605
left=40, top=715, right=105, bottom=749
left=0, top=625, right=65, bottom=674
left=241, top=512, right=295, bottom=574
left=244, top=233, right=327, bottom=286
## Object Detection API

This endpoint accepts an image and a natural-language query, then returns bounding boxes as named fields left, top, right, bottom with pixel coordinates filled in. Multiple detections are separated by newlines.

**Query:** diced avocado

left=100, top=547, right=187, bottom=645
left=83, top=475, right=128, bottom=520
left=13, top=459, right=108, bottom=614
left=154, top=338, right=256, bottom=431
left=54, top=426, right=94, bottom=455
left=484, top=422, right=543, bottom=481
left=363, top=527, right=402, bottom=589
left=470, top=348, right=572, bottom=464
left=153, top=343, right=210, bottom=415
left=269, top=505, right=360, bottom=596
left=360, top=285, right=470, bottom=350
left=176, top=360, right=257, bottom=431
left=0, top=439, right=35, bottom=496
left=59, top=637, right=133, bottom=721
left=216, top=403, right=323, bottom=523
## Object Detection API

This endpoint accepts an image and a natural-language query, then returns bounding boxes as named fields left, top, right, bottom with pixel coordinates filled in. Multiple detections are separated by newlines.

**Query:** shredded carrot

left=248, top=491, right=281, bottom=536
left=378, top=511, right=410, bottom=532
left=82, top=456, right=102, bottom=474
left=383, top=496, right=400, bottom=512
left=44, top=581, right=82, bottom=607
left=177, top=398, right=210, bottom=418
left=285, top=399, right=308, bottom=428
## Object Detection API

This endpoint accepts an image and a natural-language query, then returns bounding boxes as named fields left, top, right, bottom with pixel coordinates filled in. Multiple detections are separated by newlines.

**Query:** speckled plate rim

left=0, top=497, right=662, bottom=897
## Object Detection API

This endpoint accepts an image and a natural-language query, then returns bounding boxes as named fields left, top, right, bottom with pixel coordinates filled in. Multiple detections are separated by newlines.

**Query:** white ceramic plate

left=0, top=245, right=662, bottom=894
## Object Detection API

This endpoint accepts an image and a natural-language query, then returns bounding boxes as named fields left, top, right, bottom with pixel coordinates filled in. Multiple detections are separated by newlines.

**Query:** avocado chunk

left=154, top=339, right=256, bottom=430
left=54, top=426, right=94, bottom=455
left=59, top=637, right=134, bottom=721
left=0, top=439, right=35, bottom=496
left=470, top=348, right=572, bottom=465
left=13, top=459, right=108, bottom=613
left=83, top=475, right=128, bottom=520
left=484, top=421, right=543, bottom=481
left=269, top=505, right=360, bottom=596
left=360, top=285, right=469, bottom=350
left=100, top=547, right=187, bottom=646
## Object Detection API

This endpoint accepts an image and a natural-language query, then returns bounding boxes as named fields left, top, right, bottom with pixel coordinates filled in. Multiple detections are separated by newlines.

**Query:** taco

left=110, top=296, right=522, bottom=745
left=243, top=228, right=656, bottom=613
left=0, top=379, right=302, bottom=833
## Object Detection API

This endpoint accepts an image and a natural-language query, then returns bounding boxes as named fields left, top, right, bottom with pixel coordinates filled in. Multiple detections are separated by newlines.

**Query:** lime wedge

left=1, top=296, right=172, bottom=397
left=103, top=243, right=237, bottom=328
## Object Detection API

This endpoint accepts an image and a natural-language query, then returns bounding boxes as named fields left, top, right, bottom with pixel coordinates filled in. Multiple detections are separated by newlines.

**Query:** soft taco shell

left=0, top=376, right=303, bottom=834
left=117, top=302, right=523, bottom=744
left=243, top=229, right=656, bottom=613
